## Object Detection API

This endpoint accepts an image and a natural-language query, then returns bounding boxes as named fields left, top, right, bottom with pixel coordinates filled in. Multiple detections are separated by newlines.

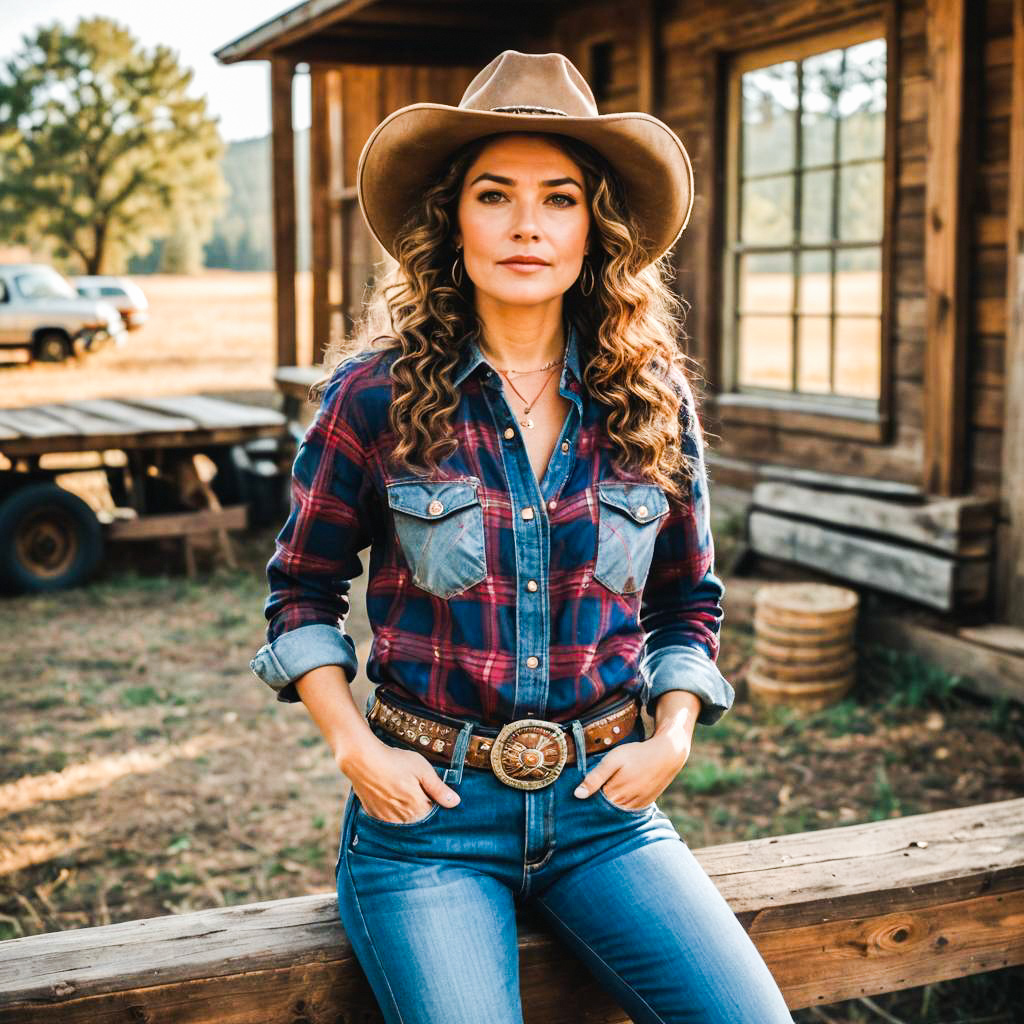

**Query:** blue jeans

left=336, top=708, right=794, bottom=1024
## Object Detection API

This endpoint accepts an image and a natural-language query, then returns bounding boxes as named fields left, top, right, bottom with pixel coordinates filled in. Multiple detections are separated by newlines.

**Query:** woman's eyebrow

left=469, top=172, right=583, bottom=189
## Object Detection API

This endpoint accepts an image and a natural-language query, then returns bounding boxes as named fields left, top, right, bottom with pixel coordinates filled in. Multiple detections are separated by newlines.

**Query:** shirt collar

left=454, top=319, right=583, bottom=389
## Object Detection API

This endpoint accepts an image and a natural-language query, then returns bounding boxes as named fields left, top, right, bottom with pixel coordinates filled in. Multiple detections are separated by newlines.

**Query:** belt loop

left=570, top=719, right=587, bottom=777
left=443, top=720, right=474, bottom=786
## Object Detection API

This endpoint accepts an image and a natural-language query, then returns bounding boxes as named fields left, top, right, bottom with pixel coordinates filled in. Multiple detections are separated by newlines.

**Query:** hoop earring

left=579, top=258, right=595, bottom=296
left=451, top=251, right=464, bottom=287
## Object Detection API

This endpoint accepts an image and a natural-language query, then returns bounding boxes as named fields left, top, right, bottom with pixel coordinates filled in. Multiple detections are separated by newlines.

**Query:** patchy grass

left=1, top=519, right=1021, bottom=1018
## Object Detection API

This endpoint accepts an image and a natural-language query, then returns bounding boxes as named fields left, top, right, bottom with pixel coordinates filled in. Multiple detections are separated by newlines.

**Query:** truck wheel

left=34, top=331, right=72, bottom=362
left=0, top=483, right=104, bottom=593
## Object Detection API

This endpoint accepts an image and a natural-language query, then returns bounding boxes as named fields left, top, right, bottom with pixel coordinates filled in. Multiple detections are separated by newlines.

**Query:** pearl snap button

left=527, top=580, right=538, bottom=592
left=637, top=504, right=649, bottom=518
left=428, top=500, right=444, bottom=516
left=548, top=499, right=557, bottom=511
left=526, top=655, right=540, bottom=668
left=561, top=440, right=569, bottom=452
left=503, top=427, right=515, bottom=440
left=521, top=507, right=534, bottom=520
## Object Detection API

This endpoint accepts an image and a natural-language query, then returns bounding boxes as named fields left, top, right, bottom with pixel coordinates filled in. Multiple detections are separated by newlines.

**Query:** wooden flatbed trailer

left=0, top=394, right=288, bottom=592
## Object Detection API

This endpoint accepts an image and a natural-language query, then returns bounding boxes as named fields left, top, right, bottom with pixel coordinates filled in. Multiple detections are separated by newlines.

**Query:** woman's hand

left=574, top=691, right=700, bottom=810
left=339, top=738, right=462, bottom=824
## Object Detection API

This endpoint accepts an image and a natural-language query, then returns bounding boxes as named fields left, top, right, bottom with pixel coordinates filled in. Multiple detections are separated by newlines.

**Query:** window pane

left=836, top=247, right=881, bottom=315
left=835, top=317, right=881, bottom=398
left=738, top=314, right=793, bottom=389
left=796, top=316, right=831, bottom=393
left=798, top=249, right=831, bottom=313
left=741, top=174, right=794, bottom=244
left=739, top=251, right=793, bottom=314
left=742, top=61, right=798, bottom=177
left=800, top=168, right=833, bottom=243
left=839, top=39, right=886, bottom=162
left=801, top=48, right=843, bottom=167
left=838, top=160, right=883, bottom=241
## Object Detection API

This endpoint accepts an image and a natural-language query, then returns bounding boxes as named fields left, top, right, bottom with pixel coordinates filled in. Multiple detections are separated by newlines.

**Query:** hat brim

left=356, top=104, right=694, bottom=268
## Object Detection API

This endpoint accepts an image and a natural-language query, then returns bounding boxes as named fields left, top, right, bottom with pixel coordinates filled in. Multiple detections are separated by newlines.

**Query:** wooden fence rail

left=1, top=798, right=1021, bottom=1022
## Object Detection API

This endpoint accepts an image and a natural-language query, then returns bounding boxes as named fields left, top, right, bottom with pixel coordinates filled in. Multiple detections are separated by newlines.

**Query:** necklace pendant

left=520, top=415, right=535, bottom=429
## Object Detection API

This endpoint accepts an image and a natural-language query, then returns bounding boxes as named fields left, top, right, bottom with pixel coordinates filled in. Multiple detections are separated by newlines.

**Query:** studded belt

left=366, top=687, right=641, bottom=791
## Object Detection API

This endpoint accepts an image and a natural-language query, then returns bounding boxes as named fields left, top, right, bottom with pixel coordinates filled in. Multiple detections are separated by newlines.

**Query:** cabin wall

left=542, top=0, right=1013, bottom=504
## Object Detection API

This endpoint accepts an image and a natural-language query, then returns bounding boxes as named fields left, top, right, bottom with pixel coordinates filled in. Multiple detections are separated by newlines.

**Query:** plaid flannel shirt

left=252, top=321, right=734, bottom=728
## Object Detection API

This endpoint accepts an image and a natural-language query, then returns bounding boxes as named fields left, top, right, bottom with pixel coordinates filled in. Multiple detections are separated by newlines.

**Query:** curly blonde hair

left=314, top=131, right=705, bottom=500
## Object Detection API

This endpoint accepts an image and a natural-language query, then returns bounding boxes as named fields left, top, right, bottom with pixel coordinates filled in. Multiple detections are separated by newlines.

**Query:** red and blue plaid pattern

left=254, top=323, right=734, bottom=727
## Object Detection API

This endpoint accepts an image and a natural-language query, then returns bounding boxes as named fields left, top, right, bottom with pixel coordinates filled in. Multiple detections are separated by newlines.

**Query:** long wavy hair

left=314, top=131, right=706, bottom=500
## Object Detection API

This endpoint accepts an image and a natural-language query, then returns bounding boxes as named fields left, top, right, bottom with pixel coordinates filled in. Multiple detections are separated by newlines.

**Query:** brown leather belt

left=367, top=687, right=641, bottom=790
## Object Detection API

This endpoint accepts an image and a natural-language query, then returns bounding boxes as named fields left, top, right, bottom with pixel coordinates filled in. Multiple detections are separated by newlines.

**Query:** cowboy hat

left=356, top=49, right=694, bottom=268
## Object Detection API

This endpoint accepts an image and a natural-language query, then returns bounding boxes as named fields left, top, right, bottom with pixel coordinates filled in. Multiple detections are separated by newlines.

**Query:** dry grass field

left=0, top=270, right=313, bottom=408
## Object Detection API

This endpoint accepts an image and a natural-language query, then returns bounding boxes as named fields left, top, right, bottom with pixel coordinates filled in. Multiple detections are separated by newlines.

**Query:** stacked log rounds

left=749, top=582, right=859, bottom=710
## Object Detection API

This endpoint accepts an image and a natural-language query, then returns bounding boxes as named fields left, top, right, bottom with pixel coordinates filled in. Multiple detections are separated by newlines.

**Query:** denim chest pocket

left=386, top=477, right=488, bottom=599
left=593, top=482, right=670, bottom=595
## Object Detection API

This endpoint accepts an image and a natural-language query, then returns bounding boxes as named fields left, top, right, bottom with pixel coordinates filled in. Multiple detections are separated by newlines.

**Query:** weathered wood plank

left=0, top=799, right=1019, bottom=1021
left=0, top=407, right=74, bottom=439
left=122, top=396, right=285, bottom=431
left=274, top=365, right=323, bottom=403
left=862, top=616, right=1024, bottom=703
left=748, top=510, right=988, bottom=610
left=105, top=505, right=248, bottom=541
left=64, top=399, right=196, bottom=434
left=751, top=481, right=997, bottom=555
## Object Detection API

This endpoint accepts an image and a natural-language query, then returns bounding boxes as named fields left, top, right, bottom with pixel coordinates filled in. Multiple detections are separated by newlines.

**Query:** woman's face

left=454, top=133, right=591, bottom=310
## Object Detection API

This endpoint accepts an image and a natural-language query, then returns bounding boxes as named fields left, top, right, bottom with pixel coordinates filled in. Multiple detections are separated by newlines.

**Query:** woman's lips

left=498, top=259, right=550, bottom=273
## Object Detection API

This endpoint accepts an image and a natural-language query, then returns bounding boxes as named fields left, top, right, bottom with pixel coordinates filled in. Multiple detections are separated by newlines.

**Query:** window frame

left=716, top=18, right=896, bottom=442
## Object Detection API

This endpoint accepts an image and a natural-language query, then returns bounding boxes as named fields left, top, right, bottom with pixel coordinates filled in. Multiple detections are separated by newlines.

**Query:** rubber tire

left=0, top=483, right=104, bottom=593
left=34, top=330, right=72, bottom=362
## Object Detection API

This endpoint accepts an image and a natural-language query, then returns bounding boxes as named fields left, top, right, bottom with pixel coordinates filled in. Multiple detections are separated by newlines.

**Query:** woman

left=252, top=49, right=794, bottom=1024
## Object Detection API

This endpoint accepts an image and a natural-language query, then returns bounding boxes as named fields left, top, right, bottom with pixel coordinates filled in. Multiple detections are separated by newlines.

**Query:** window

left=723, top=26, right=887, bottom=405
left=14, top=268, right=76, bottom=300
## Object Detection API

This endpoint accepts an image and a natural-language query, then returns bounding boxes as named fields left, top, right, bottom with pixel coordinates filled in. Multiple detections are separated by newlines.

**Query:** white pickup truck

left=0, top=263, right=125, bottom=362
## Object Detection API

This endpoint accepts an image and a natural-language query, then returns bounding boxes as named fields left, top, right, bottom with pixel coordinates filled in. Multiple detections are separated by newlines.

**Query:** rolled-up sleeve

left=639, top=384, right=734, bottom=726
left=251, top=364, right=375, bottom=703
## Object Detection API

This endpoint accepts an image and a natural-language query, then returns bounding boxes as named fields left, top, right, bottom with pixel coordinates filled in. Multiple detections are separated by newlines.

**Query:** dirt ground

left=0, top=271, right=1021, bottom=1022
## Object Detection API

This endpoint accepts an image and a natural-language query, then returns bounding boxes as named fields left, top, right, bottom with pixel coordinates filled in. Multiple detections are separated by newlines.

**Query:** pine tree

left=0, top=16, right=226, bottom=273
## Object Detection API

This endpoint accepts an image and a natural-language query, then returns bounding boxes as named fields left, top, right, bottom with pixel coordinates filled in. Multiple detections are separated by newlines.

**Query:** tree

left=0, top=17, right=226, bottom=274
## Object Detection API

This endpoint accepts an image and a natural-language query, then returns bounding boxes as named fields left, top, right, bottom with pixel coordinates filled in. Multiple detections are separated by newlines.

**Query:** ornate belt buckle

left=490, top=718, right=568, bottom=790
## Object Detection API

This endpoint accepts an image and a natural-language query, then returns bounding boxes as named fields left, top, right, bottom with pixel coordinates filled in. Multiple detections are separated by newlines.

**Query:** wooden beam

left=310, top=65, right=331, bottom=366
left=635, top=0, right=657, bottom=113
left=271, top=57, right=298, bottom=369
left=998, top=0, right=1024, bottom=624
left=923, top=0, right=973, bottom=494
left=752, top=481, right=997, bottom=556
left=0, top=800, right=1020, bottom=1019
left=215, top=0, right=378, bottom=64
left=747, top=510, right=990, bottom=611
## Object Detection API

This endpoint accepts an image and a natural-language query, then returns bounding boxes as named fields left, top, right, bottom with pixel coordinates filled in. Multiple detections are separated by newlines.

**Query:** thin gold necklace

left=499, top=357, right=565, bottom=429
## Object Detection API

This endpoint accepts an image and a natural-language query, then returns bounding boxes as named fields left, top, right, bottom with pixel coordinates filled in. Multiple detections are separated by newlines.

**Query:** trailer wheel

left=34, top=331, right=72, bottom=362
left=0, top=483, right=104, bottom=593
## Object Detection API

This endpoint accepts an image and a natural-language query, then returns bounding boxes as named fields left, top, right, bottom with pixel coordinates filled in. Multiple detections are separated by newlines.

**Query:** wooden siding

left=539, top=0, right=1015, bottom=508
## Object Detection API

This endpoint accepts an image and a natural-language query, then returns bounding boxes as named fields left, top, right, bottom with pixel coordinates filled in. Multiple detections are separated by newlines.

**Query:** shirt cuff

left=640, top=645, right=735, bottom=726
left=250, top=623, right=359, bottom=704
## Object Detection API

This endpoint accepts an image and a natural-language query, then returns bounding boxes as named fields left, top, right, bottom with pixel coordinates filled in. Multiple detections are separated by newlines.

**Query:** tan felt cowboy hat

left=357, top=49, right=695, bottom=268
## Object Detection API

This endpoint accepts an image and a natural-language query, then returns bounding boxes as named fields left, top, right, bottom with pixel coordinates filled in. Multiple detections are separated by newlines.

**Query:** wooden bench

left=1, top=798, right=1020, bottom=1022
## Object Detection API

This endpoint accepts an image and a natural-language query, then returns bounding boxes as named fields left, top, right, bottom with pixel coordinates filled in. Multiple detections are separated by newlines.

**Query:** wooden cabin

left=215, top=2, right=1024, bottom=656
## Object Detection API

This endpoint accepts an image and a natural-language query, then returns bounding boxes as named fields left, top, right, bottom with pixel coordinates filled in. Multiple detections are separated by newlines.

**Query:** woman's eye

left=478, top=190, right=505, bottom=203
left=548, top=193, right=578, bottom=207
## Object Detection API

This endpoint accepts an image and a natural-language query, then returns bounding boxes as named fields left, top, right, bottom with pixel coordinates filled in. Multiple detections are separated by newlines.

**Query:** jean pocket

left=356, top=796, right=442, bottom=828
left=595, top=786, right=656, bottom=815
left=593, top=482, right=670, bottom=594
left=387, top=477, right=488, bottom=599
